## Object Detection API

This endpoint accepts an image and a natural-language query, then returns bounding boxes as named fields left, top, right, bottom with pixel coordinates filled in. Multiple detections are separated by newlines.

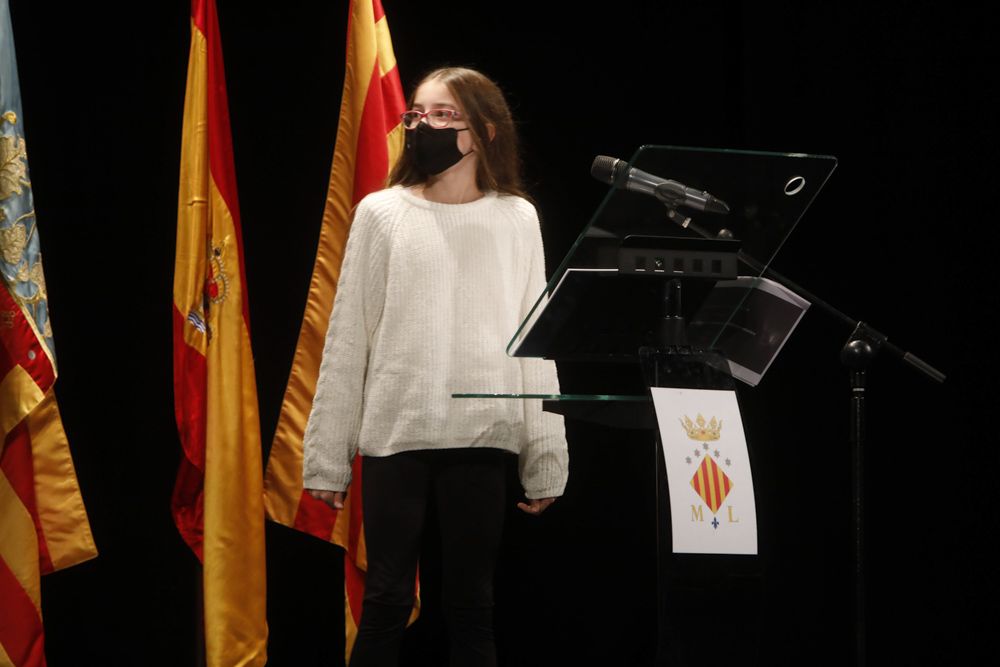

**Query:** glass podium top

left=509, top=145, right=837, bottom=359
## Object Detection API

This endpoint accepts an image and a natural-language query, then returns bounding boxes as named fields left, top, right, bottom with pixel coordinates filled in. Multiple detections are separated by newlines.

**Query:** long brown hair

left=388, top=67, right=529, bottom=200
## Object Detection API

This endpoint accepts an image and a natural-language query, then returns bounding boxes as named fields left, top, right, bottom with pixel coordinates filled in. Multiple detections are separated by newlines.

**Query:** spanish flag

left=1, top=2, right=98, bottom=664
left=261, top=0, right=408, bottom=658
left=172, top=1, right=267, bottom=665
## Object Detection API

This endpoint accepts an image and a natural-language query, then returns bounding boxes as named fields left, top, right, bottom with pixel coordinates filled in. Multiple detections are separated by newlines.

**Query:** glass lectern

left=455, top=145, right=837, bottom=664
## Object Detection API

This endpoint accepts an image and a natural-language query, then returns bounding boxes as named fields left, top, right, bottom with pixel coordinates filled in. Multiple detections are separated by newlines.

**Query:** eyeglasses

left=401, top=108, right=463, bottom=130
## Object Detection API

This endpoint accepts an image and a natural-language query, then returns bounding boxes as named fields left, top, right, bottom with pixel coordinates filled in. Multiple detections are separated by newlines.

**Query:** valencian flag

left=172, top=0, right=267, bottom=665
left=1, top=1, right=98, bottom=665
left=261, top=0, right=409, bottom=657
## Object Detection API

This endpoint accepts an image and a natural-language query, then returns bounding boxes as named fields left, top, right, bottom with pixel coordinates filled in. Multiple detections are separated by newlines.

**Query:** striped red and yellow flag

left=172, top=1, right=267, bottom=665
left=261, top=0, right=408, bottom=657
left=2, top=2, right=98, bottom=664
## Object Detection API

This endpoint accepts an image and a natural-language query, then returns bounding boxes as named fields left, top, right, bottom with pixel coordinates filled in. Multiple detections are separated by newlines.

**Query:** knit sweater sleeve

left=517, top=208, right=570, bottom=499
left=301, top=200, right=388, bottom=492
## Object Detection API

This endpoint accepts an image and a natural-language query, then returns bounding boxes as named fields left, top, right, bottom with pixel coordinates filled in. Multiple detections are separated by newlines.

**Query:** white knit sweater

left=301, top=186, right=568, bottom=499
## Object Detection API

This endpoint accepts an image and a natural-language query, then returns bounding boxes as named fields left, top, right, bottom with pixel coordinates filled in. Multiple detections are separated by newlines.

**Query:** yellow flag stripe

left=344, top=582, right=359, bottom=664
left=375, top=16, right=396, bottom=77
left=199, top=173, right=267, bottom=667
left=0, top=470, right=42, bottom=613
left=27, top=390, right=97, bottom=571
left=695, top=465, right=706, bottom=508
left=706, top=461, right=718, bottom=511
left=261, top=421, right=304, bottom=526
left=356, top=525, right=368, bottom=571
left=173, top=17, right=211, bottom=323
left=386, top=123, right=405, bottom=165
left=0, top=366, right=44, bottom=443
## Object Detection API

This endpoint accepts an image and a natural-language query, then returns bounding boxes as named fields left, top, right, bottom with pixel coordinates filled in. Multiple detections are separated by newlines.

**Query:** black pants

left=348, top=448, right=509, bottom=667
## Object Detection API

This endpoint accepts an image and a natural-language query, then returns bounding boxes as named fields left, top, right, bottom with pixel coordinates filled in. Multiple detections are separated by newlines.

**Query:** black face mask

left=406, top=123, right=472, bottom=176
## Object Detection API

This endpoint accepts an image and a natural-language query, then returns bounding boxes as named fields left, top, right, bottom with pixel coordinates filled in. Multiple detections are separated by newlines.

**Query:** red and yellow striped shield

left=261, top=0, right=409, bottom=658
left=171, top=1, right=267, bottom=665
left=690, top=456, right=734, bottom=515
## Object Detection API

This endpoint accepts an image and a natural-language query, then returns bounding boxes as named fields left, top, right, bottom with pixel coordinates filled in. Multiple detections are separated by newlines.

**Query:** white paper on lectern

left=651, top=387, right=758, bottom=555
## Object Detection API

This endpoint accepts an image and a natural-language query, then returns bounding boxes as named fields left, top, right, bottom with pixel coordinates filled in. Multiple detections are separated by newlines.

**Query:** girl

left=302, top=66, right=568, bottom=667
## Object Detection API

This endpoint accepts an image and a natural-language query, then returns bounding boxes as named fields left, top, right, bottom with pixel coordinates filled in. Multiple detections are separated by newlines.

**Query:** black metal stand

left=653, top=280, right=682, bottom=666
left=654, top=426, right=670, bottom=667
left=841, top=324, right=881, bottom=667
left=659, top=278, right=686, bottom=348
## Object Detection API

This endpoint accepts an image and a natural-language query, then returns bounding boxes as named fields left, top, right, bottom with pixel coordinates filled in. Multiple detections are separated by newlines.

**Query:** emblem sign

left=651, top=387, right=758, bottom=555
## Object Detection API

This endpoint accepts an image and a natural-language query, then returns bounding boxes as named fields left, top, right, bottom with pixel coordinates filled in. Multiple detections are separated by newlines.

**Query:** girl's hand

left=307, top=489, right=346, bottom=510
left=517, top=497, right=555, bottom=516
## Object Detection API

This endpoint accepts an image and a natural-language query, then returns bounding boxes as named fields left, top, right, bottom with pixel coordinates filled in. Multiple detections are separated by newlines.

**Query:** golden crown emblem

left=679, top=414, right=722, bottom=441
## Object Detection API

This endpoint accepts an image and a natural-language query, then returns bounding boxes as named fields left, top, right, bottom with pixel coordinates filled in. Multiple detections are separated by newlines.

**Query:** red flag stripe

left=0, top=287, right=55, bottom=394
left=371, top=0, right=386, bottom=22
left=171, top=457, right=206, bottom=561
left=717, top=461, right=730, bottom=508
left=702, top=461, right=713, bottom=512
left=712, top=459, right=724, bottom=512
left=352, top=62, right=393, bottom=205
left=170, top=305, right=208, bottom=559
left=705, top=470, right=711, bottom=508
left=1, top=424, right=54, bottom=574
left=707, top=459, right=716, bottom=499
left=291, top=491, right=339, bottom=541
left=704, top=460, right=715, bottom=513
left=0, top=555, right=46, bottom=667
left=380, top=65, right=405, bottom=136
left=171, top=305, right=208, bottom=459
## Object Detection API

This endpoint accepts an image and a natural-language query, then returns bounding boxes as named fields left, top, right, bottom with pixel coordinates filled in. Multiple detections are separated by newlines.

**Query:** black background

left=8, top=1, right=996, bottom=665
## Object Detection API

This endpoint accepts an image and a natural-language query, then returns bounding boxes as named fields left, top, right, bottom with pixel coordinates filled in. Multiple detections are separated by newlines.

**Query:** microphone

left=591, top=155, right=730, bottom=215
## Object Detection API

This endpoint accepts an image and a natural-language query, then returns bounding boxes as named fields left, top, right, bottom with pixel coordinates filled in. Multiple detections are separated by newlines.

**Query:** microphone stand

left=661, top=205, right=945, bottom=667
